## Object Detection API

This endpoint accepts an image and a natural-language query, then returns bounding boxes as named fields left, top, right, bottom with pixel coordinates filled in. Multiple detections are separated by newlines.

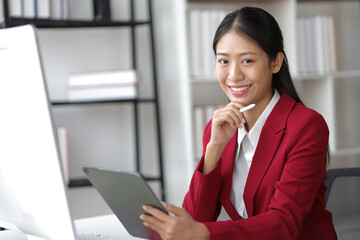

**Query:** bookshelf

left=1, top=0, right=166, bottom=200
left=186, top=0, right=360, bottom=169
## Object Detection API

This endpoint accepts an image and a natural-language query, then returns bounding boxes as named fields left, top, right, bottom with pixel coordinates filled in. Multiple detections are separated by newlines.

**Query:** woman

left=140, top=7, right=337, bottom=240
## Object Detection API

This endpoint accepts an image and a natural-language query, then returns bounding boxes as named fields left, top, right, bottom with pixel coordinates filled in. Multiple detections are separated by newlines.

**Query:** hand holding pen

left=203, top=103, right=255, bottom=174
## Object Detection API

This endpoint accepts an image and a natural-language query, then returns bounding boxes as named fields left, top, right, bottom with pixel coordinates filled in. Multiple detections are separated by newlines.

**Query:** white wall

left=151, top=0, right=194, bottom=204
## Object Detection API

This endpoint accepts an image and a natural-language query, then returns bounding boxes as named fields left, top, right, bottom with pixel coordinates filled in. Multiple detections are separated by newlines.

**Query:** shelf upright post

left=147, top=0, right=166, bottom=201
left=2, top=0, right=10, bottom=28
left=129, top=0, right=142, bottom=175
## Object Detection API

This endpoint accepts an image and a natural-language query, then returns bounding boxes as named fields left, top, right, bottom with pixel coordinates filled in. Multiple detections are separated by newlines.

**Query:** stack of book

left=9, top=0, right=70, bottom=19
left=297, top=15, right=338, bottom=75
left=8, top=0, right=111, bottom=21
left=67, top=69, right=139, bottom=101
left=188, top=9, right=229, bottom=80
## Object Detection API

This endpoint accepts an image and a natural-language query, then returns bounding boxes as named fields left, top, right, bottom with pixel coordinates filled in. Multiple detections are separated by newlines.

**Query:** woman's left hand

left=140, top=202, right=210, bottom=240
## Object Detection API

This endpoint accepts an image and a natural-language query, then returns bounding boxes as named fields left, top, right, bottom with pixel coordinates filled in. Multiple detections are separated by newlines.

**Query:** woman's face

left=215, top=31, right=282, bottom=110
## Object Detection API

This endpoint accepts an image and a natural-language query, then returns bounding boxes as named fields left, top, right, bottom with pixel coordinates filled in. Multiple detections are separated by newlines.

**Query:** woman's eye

left=218, top=59, right=228, bottom=64
left=242, top=59, right=253, bottom=64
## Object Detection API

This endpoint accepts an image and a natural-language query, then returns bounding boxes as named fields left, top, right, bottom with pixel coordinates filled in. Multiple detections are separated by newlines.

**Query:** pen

left=240, top=104, right=255, bottom=113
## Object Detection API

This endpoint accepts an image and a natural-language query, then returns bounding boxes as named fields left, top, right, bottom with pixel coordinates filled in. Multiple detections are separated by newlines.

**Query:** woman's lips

left=229, top=84, right=252, bottom=95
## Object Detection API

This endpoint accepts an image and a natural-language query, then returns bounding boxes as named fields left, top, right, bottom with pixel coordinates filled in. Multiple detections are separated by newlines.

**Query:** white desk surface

left=74, top=214, right=146, bottom=240
left=0, top=214, right=147, bottom=240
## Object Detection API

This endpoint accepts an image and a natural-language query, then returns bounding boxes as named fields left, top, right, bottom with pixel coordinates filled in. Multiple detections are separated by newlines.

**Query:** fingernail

left=241, top=118, right=246, bottom=123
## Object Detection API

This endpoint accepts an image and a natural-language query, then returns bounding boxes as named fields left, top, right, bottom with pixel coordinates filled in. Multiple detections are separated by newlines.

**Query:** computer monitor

left=0, top=24, right=76, bottom=239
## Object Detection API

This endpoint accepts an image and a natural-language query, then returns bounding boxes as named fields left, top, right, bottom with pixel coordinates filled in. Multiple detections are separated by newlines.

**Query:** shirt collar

left=237, top=89, right=281, bottom=150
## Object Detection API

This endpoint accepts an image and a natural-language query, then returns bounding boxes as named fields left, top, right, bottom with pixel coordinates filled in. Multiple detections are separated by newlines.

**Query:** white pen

left=240, top=103, right=256, bottom=113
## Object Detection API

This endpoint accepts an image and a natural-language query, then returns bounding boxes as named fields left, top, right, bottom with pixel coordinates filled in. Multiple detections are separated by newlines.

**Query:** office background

left=1, top=0, right=360, bottom=226
left=0, top=0, right=193, bottom=219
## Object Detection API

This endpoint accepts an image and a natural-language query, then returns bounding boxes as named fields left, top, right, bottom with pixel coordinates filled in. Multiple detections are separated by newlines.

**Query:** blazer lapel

left=244, top=94, right=296, bottom=217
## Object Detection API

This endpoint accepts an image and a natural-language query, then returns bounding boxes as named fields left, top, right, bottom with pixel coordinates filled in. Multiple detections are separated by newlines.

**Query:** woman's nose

left=229, top=63, right=244, bottom=81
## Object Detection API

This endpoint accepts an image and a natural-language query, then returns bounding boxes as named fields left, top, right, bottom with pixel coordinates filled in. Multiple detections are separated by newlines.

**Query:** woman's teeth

left=231, top=85, right=251, bottom=92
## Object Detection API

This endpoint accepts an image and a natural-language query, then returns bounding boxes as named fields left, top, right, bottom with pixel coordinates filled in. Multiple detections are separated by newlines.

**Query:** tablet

left=82, top=167, right=167, bottom=239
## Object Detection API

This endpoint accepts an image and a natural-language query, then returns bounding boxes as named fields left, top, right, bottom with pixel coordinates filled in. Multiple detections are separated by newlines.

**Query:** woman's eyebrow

left=216, top=51, right=257, bottom=56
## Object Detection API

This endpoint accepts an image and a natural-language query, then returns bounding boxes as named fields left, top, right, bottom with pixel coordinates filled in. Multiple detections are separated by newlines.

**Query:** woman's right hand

left=203, top=102, right=245, bottom=174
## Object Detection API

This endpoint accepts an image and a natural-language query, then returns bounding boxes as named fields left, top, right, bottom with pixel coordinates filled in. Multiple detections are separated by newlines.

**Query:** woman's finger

left=164, top=202, right=188, bottom=217
left=142, top=220, right=164, bottom=240
left=140, top=213, right=168, bottom=234
left=143, top=205, right=171, bottom=222
left=226, top=103, right=247, bottom=126
left=214, top=106, right=243, bottom=128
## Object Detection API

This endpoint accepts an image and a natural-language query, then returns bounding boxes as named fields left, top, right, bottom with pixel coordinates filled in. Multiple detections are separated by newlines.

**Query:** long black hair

left=213, top=6, right=303, bottom=104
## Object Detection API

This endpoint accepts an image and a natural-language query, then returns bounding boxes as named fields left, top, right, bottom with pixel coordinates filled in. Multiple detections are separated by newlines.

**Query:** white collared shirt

left=230, top=90, right=280, bottom=218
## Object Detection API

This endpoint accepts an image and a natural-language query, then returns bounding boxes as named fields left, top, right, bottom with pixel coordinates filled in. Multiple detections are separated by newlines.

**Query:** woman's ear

left=272, top=52, right=284, bottom=74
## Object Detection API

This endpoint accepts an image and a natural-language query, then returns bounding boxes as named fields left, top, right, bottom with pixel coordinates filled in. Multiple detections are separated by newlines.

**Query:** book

left=201, top=10, right=212, bottom=79
left=62, top=0, right=70, bottom=20
left=297, top=15, right=337, bottom=75
left=68, top=69, right=140, bottom=87
left=323, top=16, right=332, bottom=73
left=69, top=0, right=92, bottom=20
left=67, top=85, right=137, bottom=101
left=305, top=17, right=315, bottom=73
left=189, top=9, right=203, bottom=78
left=9, top=0, right=22, bottom=17
left=314, top=15, right=325, bottom=74
left=50, top=0, right=62, bottom=19
left=56, top=125, right=70, bottom=184
left=23, top=0, right=35, bottom=18
left=328, top=16, right=338, bottom=72
left=188, top=9, right=228, bottom=79
left=93, top=0, right=111, bottom=21
left=37, top=0, right=50, bottom=18
left=297, top=17, right=307, bottom=74
left=51, top=0, right=70, bottom=20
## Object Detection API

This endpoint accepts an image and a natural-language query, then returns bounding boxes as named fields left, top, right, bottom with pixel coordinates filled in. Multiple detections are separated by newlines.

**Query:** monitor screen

left=0, top=25, right=76, bottom=239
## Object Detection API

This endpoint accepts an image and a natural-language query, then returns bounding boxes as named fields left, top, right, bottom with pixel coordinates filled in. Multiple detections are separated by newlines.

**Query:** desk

left=0, top=230, right=28, bottom=239
left=0, top=214, right=146, bottom=240
left=74, top=214, right=145, bottom=240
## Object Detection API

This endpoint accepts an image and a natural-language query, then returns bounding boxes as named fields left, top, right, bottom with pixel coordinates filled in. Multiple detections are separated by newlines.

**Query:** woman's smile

left=229, top=84, right=252, bottom=95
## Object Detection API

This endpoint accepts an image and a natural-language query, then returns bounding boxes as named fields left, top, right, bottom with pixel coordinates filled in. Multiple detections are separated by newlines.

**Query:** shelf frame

left=1, top=17, right=151, bottom=29
left=294, top=70, right=360, bottom=81
left=2, top=0, right=166, bottom=201
left=51, top=98, right=157, bottom=106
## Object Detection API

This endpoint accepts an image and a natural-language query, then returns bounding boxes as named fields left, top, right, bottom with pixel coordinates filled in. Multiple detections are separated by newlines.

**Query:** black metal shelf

left=51, top=98, right=157, bottom=106
left=2, top=17, right=151, bottom=28
left=2, top=0, right=166, bottom=201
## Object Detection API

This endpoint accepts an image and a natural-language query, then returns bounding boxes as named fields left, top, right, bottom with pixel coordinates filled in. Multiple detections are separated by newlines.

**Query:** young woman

left=140, top=7, right=337, bottom=240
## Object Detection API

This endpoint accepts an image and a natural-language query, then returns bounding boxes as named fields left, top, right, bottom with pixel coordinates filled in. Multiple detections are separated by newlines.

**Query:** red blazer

left=183, top=94, right=337, bottom=240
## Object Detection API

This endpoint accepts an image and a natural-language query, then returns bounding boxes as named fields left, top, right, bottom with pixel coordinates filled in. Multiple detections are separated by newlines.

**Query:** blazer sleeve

left=203, top=109, right=332, bottom=239
left=182, top=120, right=223, bottom=222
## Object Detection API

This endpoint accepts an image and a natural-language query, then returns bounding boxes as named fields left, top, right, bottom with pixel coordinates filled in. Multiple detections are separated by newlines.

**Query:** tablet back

left=82, top=167, right=166, bottom=239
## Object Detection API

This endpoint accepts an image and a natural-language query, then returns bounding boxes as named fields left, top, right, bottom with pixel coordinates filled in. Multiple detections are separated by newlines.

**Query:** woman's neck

left=243, top=95, right=273, bottom=132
